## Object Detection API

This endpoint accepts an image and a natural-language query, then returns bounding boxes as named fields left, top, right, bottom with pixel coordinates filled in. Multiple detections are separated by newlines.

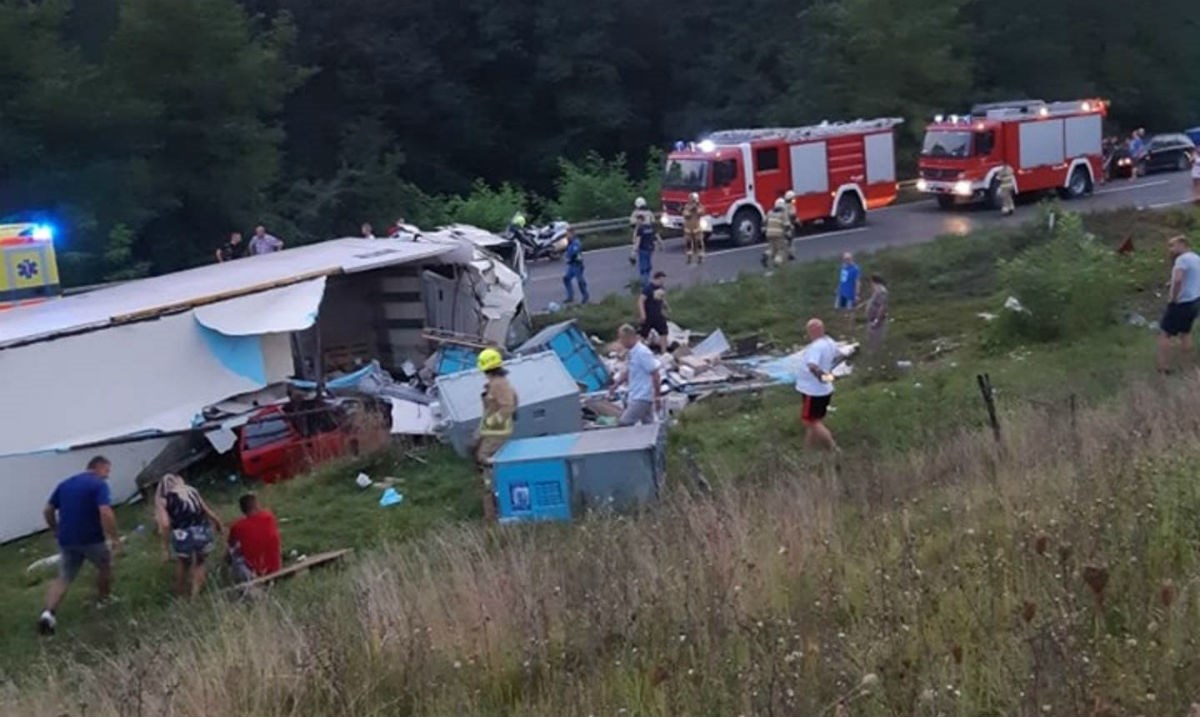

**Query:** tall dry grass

left=9, top=375, right=1200, bottom=716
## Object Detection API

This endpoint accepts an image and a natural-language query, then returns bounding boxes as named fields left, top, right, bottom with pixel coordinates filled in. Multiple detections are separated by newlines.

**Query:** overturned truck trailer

left=0, top=234, right=529, bottom=542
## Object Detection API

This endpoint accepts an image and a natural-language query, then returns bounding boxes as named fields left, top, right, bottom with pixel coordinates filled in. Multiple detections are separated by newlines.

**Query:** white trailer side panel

left=790, top=142, right=829, bottom=195
left=1065, top=115, right=1102, bottom=158
left=1019, top=119, right=1066, bottom=168
left=864, top=132, right=896, bottom=183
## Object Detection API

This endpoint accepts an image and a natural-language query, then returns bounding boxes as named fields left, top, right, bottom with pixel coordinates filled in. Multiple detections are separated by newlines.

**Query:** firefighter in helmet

left=681, top=192, right=706, bottom=264
left=474, top=348, right=518, bottom=522
left=996, top=165, right=1016, bottom=216
left=762, top=198, right=791, bottom=269
left=783, top=190, right=798, bottom=260
left=629, top=197, right=656, bottom=229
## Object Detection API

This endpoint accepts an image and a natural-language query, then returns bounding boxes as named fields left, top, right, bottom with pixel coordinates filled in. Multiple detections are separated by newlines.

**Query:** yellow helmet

left=477, top=347, right=504, bottom=372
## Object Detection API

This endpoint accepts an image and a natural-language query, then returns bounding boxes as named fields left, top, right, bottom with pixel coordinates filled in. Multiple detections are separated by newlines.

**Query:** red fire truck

left=660, top=118, right=903, bottom=245
left=917, top=99, right=1107, bottom=209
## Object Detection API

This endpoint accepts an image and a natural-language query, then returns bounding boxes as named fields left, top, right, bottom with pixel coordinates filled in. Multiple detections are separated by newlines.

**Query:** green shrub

left=991, top=210, right=1126, bottom=344
left=443, top=179, right=528, bottom=232
left=547, top=152, right=638, bottom=221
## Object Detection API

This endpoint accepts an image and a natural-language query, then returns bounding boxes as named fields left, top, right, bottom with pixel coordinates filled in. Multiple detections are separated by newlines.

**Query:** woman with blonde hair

left=155, top=474, right=224, bottom=597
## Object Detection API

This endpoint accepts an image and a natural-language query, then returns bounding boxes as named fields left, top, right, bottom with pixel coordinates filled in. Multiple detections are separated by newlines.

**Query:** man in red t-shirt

left=227, top=493, right=282, bottom=581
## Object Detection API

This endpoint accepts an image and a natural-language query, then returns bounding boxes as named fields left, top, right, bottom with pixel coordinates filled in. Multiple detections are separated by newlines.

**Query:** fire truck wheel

left=833, top=195, right=864, bottom=229
left=1063, top=167, right=1091, bottom=199
left=1177, top=154, right=1191, bottom=172
left=731, top=208, right=762, bottom=246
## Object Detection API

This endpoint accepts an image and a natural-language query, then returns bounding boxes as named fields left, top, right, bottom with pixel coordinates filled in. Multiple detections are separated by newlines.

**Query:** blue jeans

left=638, top=249, right=653, bottom=286
left=563, top=263, right=589, bottom=303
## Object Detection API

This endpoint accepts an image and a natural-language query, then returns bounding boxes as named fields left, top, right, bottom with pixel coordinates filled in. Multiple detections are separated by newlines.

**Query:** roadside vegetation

left=3, top=206, right=1199, bottom=716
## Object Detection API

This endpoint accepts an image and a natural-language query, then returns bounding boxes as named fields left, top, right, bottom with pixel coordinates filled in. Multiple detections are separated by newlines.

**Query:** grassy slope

left=2, top=205, right=1198, bottom=714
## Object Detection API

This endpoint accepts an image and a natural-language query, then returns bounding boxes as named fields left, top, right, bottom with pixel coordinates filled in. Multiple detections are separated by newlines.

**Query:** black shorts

left=640, top=317, right=668, bottom=339
left=800, top=393, right=832, bottom=424
left=1160, top=300, right=1199, bottom=337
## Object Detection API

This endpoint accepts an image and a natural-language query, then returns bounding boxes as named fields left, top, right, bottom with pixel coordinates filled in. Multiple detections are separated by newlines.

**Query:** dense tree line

left=0, top=0, right=1196, bottom=285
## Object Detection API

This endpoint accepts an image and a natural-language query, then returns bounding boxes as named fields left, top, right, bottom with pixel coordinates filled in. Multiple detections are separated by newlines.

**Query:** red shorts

left=800, top=393, right=831, bottom=425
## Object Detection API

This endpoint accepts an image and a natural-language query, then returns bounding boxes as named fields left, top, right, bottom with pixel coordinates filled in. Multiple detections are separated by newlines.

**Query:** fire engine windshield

left=663, top=159, right=708, bottom=190
left=921, top=131, right=973, bottom=158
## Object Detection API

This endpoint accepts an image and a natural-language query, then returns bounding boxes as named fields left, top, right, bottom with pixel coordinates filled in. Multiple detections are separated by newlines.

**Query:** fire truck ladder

left=704, top=117, right=904, bottom=144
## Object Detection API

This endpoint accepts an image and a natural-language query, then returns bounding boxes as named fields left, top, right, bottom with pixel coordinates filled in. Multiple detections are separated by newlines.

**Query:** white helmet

left=688, top=192, right=699, bottom=202
left=774, top=198, right=786, bottom=209
left=634, top=197, right=647, bottom=209
left=784, top=190, right=795, bottom=201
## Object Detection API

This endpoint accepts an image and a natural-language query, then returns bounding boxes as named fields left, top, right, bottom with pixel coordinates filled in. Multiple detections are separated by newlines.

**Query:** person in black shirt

left=154, top=474, right=224, bottom=598
left=215, top=232, right=246, bottom=263
left=638, top=271, right=669, bottom=352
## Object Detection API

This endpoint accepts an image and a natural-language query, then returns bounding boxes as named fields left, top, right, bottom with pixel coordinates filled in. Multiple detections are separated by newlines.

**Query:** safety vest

left=765, top=209, right=788, bottom=239
left=682, top=202, right=704, bottom=231
left=479, top=377, right=517, bottom=437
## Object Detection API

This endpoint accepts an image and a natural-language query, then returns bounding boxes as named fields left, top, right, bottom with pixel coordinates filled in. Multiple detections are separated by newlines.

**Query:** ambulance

left=0, top=222, right=60, bottom=309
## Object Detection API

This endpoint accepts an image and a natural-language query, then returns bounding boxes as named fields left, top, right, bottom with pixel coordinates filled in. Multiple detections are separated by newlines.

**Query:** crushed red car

left=237, top=395, right=392, bottom=483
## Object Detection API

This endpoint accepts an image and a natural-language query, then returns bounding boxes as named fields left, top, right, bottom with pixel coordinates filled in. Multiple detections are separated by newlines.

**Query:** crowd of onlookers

left=36, top=456, right=282, bottom=636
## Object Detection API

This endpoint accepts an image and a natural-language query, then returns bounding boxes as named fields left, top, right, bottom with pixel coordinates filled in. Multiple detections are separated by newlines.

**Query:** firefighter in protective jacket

left=762, top=198, right=791, bottom=268
left=474, top=348, right=517, bottom=522
left=681, top=192, right=706, bottom=264
left=997, top=165, right=1016, bottom=216
left=629, top=197, right=656, bottom=229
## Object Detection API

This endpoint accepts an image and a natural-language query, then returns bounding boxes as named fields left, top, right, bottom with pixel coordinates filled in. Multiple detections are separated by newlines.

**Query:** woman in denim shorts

left=155, top=474, right=224, bottom=598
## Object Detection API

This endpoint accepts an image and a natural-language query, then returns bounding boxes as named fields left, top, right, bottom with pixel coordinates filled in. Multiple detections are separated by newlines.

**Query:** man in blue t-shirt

left=37, top=456, right=121, bottom=635
left=836, top=252, right=861, bottom=310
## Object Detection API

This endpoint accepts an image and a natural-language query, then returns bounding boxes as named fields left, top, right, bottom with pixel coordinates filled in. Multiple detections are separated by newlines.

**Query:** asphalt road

left=526, top=173, right=1195, bottom=310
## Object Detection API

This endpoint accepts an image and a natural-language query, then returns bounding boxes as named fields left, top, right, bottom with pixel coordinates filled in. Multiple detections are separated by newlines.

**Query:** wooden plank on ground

left=231, top=548, right=353, bottom=592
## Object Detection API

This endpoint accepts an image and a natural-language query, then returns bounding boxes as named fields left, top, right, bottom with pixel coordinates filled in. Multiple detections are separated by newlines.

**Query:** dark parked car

left=1140, top=134, right=1196, bottom=175
left=1107, top=133, right=1195, bottom=179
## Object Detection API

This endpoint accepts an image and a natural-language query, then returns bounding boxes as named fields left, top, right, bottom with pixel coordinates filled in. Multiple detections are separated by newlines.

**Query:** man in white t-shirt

left=794, top=318, right=844, bottom=451
left=610, top=324, right=661, bottom=426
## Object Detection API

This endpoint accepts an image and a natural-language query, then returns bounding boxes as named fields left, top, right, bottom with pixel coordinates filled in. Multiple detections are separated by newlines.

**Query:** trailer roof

left=0, top=237, right=458, bottom=349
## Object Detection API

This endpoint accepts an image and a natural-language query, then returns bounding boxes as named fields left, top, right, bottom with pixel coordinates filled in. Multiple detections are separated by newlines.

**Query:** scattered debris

left=977, top=312, right=997, bottom=322
left=379, top=488, right=404, bottom=507
left=1003, top=296, right=1029, bottom=314
left=355, top=472, right=372, bottom=489
left=516, top=320, right=609, bottom=392
left=1125, top=312, right=1157, bottom=330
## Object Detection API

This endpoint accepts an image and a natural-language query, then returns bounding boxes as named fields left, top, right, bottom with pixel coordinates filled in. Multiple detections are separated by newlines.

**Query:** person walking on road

left=1158, top=235, right=1200, bottom=373
left=795, top=319, right=844, bottom=452
left=631, top=215, right=658, bottom=286
left=864, top=274, right=890, bottom=353
left=610, top=324, right=662, bottom=426
left=37, top=456, right=121, bottom=635
left=997, top=164, right=1016, bottom=215
left=474, top=349, right=518, bottom=522
left=682, top=192, right=707, bottom=264
left=784, top=190, right=798, bottom=260
left=638, top=271, right=670, bottom=353
left=562, top=225, right=589, bottom=304
left=630, top=197, right=656, bottom=229
left=762, top=198, right=791, bottom=269
left=155, top=473, right=224, bottom=598
left=248, top=225, right=284, bottom=255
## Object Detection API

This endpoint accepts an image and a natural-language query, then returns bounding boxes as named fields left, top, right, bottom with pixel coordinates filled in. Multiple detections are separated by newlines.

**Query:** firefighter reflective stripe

left=479, top=377, right=518, bottom=437
left=999, top=167, right=1016, bottom=190
left=682, top=202, right=704, bottom=231
left=764, top=209, right=788, bottom=238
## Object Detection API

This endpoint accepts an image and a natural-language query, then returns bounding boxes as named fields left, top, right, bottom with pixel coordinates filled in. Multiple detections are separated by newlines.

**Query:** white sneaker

left=36, top=610, right=56, bottom=635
